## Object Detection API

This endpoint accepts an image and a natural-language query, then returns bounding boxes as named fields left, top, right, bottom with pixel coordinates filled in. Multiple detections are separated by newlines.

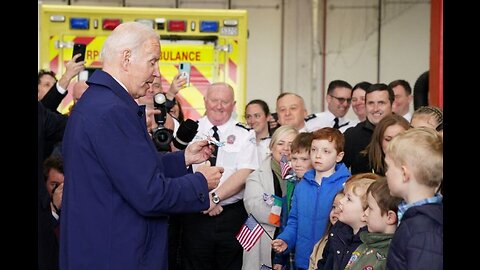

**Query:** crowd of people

left=38, top=21, right=443, bottom=270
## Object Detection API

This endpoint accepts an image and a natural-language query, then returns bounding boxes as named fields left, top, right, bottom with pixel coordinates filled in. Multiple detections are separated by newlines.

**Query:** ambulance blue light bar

left=200, top=21, right=219, bottom=32
left=70, top=18, right=89, bottom=30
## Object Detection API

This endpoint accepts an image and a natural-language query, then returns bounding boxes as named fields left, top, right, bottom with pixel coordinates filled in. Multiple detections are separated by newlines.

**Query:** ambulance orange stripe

left=180, top=65, right=208, bottom=120
left=160, top=76, right=170, bottom=90
left=177, top=95, right=201, bottom=120
left=91, top=61, right=103, bottom=67
left=160, top=75, right=202, bottom=120
left=73, top=37, right=95, bottom=45
left=190, top=65, right=210, bottom=96
left=228, top=58, right=237, bottom=83
left=50, top=55, right=59, bottom=75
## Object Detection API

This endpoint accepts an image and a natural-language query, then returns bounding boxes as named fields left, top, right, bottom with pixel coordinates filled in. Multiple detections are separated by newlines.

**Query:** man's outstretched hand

left=184, top=140, right=215, bottom=166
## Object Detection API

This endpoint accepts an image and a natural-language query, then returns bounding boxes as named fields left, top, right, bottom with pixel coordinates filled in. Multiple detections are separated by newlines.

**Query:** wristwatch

left=211, top=192, right=221, bottom=204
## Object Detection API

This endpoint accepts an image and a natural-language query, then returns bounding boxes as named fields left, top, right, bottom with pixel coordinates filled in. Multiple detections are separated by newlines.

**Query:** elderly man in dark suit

left=59, top=22, right=224, bottom=270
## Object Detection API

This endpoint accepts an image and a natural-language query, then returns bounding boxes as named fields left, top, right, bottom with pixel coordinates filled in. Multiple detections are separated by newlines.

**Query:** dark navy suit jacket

left=59, top=70, right=209, bottom=270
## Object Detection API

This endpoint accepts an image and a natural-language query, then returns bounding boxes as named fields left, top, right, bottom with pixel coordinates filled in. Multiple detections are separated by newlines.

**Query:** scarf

left=271, top=158, right=297, bottom=212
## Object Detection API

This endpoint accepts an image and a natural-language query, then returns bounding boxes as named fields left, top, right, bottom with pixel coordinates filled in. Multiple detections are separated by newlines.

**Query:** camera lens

left=152, top=126, right=173, bottom=152
left=156, top=131, right=170, bottom=142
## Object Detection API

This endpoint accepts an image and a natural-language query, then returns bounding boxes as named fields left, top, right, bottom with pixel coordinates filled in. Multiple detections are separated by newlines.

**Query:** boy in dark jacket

left=317, top=174, right=378, bottom=270
left=383, top=128, right=443, bottom=270
left=344, top=177, right=402, bottom=270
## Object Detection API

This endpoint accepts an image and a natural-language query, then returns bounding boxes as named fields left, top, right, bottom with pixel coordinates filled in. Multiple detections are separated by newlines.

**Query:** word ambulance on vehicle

left=39, top=4, right=248, bottom=120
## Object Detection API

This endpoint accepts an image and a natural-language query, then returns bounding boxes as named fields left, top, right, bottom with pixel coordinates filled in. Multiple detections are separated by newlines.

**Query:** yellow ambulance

left=39, top=4, right=248, bottom=120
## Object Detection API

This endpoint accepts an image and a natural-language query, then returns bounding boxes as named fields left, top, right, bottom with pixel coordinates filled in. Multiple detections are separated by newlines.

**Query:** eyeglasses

left=329, top=95, right=352, bottom=104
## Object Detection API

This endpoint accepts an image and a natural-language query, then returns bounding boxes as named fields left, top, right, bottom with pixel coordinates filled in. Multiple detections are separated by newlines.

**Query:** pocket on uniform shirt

left=219, top=144, right=240, bottom=167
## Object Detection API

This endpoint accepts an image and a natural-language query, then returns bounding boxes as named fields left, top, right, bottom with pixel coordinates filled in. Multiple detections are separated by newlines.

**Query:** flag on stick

left=236, top=214, right=264, bottom=251
left=268, top=195, right=283, bottom=226
left=280, top=154, right=293, bottom=179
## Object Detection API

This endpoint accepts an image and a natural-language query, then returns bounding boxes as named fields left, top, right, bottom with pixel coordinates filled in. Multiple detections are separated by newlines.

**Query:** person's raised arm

left=57, top=54, right=85, bottom=91
left=164, top=73, right=187, bottom=101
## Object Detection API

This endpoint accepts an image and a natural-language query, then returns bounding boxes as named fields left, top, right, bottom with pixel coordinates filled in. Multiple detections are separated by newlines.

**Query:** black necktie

left=209, top=126, right=219, bottom=166
left=333, top=117, right=340, bottom=129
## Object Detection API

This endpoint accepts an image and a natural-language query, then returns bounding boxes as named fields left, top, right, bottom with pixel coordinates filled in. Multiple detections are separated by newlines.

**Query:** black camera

left=152, top=93, right=174, bottom=152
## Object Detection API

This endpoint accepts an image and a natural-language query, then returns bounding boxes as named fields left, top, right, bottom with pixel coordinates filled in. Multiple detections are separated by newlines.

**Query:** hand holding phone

left=72, top=43, right=87, bottom=63
left=179, top=62, right=191, bottom=87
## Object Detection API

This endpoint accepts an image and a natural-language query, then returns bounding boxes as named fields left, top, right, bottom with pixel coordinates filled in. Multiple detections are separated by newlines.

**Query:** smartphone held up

left=179, top=62, right=191, bottom=87
left=72, top=43, right=87, bottom=63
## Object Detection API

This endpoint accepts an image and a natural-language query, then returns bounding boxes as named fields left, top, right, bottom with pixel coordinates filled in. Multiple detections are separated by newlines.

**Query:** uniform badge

left=375, top=251, right=385, bottom=260
left=346, top=254, right=358, bottom=266
left=227, top=134, right=236, bottom=144
left=305, top=113, right=317, bottom=121
left=362, top=266, right=373, bottom=270
left=263, top=193, right=274, bottom=206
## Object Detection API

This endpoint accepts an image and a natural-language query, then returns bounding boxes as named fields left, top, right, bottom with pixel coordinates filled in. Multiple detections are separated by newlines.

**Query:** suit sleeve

left=159, top=150, right=188, bottom=178
left=90, top=105, right=209, bottom=216
left=41, top=84, right=67, bottom=112
left=40, top=102, right=67, bottom=144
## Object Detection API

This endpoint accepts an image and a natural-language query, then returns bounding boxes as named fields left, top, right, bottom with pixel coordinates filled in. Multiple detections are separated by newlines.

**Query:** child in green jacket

left=344, top=177, right=401, bottom=270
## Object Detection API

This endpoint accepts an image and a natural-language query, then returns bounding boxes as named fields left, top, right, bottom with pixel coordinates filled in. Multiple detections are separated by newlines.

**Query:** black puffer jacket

left=317, top=221, right=368, bottom=270
left=386, top=203, right=443, bottom=270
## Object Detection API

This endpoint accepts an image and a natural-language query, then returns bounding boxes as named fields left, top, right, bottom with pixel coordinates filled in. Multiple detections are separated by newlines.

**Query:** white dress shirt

left=305, top=110, right=357, bottom=133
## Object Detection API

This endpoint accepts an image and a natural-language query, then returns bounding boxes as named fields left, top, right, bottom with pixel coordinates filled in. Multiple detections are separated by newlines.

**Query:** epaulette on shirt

left=236, top=122, right=252, bottom=131
left=305, top=113, right=317, bottom=121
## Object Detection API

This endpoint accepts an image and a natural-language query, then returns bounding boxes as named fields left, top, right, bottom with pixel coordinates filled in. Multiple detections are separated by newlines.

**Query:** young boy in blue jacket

left=271, top=127, right=351, bottom=270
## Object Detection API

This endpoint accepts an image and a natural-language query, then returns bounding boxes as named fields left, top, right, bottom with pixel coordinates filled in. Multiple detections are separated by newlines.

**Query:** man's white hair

left=101, top=22, right=158, bottom=66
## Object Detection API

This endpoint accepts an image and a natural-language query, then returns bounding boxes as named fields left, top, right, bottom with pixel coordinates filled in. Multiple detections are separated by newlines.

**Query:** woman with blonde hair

left=242, top=125, right=299, bottom=270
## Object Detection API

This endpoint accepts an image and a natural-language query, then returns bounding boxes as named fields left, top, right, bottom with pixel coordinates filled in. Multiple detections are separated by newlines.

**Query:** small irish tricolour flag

left=268, top=195, right=283, bottom=226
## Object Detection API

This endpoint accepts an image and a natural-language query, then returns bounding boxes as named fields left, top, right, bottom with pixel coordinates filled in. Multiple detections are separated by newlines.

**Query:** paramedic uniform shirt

left=305, top=111, right=358, bottom=133
left=192, top=116, right=259, bottom=206
left=257, top=137, right=272, bottom=164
